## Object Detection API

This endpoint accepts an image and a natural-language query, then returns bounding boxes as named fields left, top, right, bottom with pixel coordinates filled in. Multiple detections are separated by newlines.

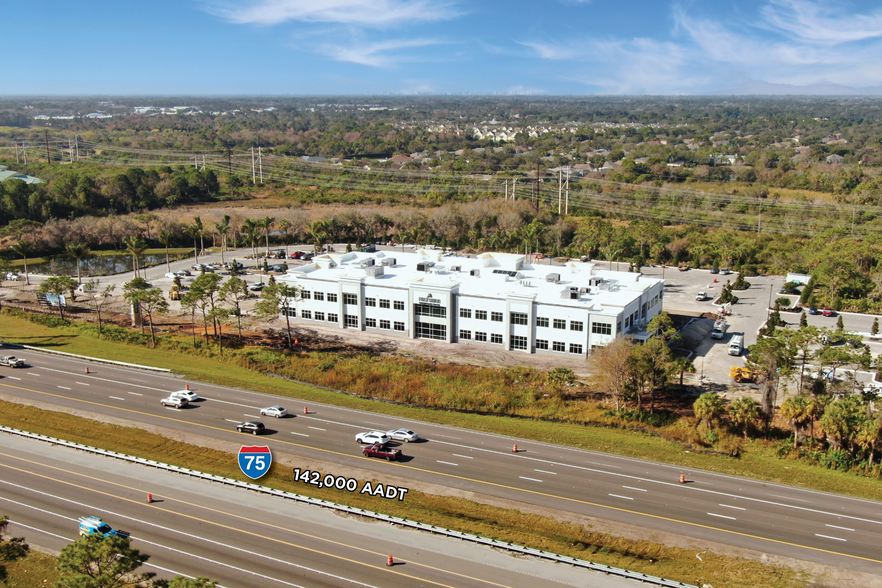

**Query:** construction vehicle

left=169, top=285, right=180, bottom=301
left=730, top=366, right=762, bottom=383
left=78, top=516, right=130, bottom=538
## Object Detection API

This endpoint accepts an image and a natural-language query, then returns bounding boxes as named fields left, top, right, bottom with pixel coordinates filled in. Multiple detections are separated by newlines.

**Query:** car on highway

left=236, top=421, right=266, bottom=435
left=259, top=405, right=287, bottom=418
left=386, top=428, right=418, bottom=443
left=170, top=389, right=201, bottom=402
left=823, top=307, right=835, bottom=317
left=355, top=431, right=390, bottom=445
left=160, top=396, right=188, bottom=408
left=362, top=443, right=401, bottom=461
left=0, top=356, right=25, bottom=368
left=249, top=282, right=266, bottom=292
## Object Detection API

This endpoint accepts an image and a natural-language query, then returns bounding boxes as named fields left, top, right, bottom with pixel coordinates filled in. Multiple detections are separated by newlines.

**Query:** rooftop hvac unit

left=470, top=269, right=481, bottom=277
left=416, top=261, right=435, bottom=272
left=579, top=287, right=590, bottom=294
left=365, top=266, right=384, bottom=278
left=359, top=258, right=375, bottom=267
left=560, top=290, right=580, bottom=300
left=451, top=265, right=461, bottom=272
left=589, top=277, right=603, bottom=286
left=546, top=273, right=561, bottom=283
left=380, top=258, right=396, bottom=267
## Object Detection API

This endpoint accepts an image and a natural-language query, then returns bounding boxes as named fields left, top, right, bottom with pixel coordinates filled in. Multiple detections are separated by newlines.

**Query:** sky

left=6, top=0, right=882, bottom=96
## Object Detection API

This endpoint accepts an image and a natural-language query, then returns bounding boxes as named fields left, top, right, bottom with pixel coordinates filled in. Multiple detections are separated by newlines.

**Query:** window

left=365, top=297, right=376, bottom=307
left=327, top=293, right=338, bottom=303
left=380, top=319, right=391, bottom=330
left=343, top=293, right=358, bottom=305
left=536, top=339, right=549, bottom=350
left=282, top=307, right=296, bottom=317
left=460, top=308, right=472, bottom=319
left=592, top=322, right=613, bottom=335
left=569, top=343, right=583, bottom=355
left=491, top=333, right=503, bottom=344
left=301, top=310, right=312, bottom=319
left=491, top=311, right=503, bottom=322
left=475, top=332, right=487, bottom=342
left=394, top=300, right=405, bottom=310
left=345, top=314, right=358, bottom=327
left=552, top=341, right=566, bottom=352
left=302, top=291, right=311, bottom=300
left=394, top=321, right=405, bottom=331
left=380, top=299, right=391, bottom=309
left=416, top=323, right=446, bottom=340
left=511, top=312, right=528, bottom=325
left=510, top=335, right=528, bottom=350
left=570, top=321, right=584, bottom=332
left=365, top=318, right=377, bottom=328
left=314, top=311, right=325, bottom=321
left=415, top=303, right=446, bottom=318
left=314, top=292, right=324, bottom=301
left=459, top=330, right=471, bottom=340
left=327, top=313, right=338, bottom=322
left=553, top=319, right=566, bottom=329
left=537, top=316, right=549, bottom=328
left=476, top=310, right=487, bottom=320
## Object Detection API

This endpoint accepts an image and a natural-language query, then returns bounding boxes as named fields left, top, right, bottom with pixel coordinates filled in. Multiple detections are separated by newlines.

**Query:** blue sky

left=7, top=0, right=882, bottom=95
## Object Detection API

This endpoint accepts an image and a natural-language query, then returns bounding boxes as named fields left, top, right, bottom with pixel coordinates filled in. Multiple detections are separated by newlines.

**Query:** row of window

left=536, top=339, right=583, bottom=354
left=459, top=330, right=504, bottom=344
left=365, top=297, right=405, bottom=310
left=301, top=310, right=340, bottom=323
left=456, top=332, right=583, bottom=354
left=364, top=318, right=406, bottom=331
left=303, top=292, right=407, bottom=311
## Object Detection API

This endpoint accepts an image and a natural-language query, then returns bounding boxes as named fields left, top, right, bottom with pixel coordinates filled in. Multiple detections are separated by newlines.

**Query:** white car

left=170, top=389, right=201, bottom=402
left=260, top=405, right=287, bottom=418
left=387, top=428, right=419, bottom=443
left=696, top=291, right=708, bottom=301
left=164, top=272, right=177, bottom=279
left=160, top=396, right=188, bottom=408
left=355, top=431, right=390, bottom=445
left=5, top=273, right=21, bottom=281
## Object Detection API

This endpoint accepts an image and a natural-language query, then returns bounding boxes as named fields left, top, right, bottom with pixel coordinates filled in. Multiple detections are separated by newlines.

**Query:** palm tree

left=183, top=223, right=201, bottom=264
left=214, top=215, right=230, bottom=264
left=242, top=219, right=260, bottom=256
left=693, top=392, right=726, bottom=428
left=728, top=397, right=762, bottom=439
left=259, top=216, right=275, bottom=256
left=193, top=216, right=205, bottom=256
left=277, top=219, right=291, bottom=257
left=124, top=235, right=148, bottom=279
left=157, top=229, right=174, bottom=273
left=308, top=220, right=329, bottom=254
left=11, top=240, right=32, bottom=285
left=780, top=395, right=815, bottom=449
left=65, top=242, right=91, bottom=284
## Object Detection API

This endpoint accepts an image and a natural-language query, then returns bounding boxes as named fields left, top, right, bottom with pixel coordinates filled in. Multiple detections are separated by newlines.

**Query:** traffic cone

left=512, top=444, right=518, bottom=453
left=679, top=474, right=686, bottom=484
left=387, top=555, right=394, bottom=566
left=303, top=407, right=308, bottom=414
left=185, top=384, right=190, bottom=390
left=84, top=366, right=90, bottom=374
left=147, top=493, right=153, bottom=503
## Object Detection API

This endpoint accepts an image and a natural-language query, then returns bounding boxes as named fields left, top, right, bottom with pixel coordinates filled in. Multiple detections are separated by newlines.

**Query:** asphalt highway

left=0, top=434, right=636, bottom=588
left=2, top=350, right=882, bottom=575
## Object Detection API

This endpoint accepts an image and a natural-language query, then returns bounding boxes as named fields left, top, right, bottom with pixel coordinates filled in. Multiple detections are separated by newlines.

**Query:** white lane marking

left=719, top=504, right=746, bottom=511
left=430, top=433, right=460, bottom=439
left=224, top=419, right=240, bottom=423
left=437, top=461, right=459, bottom=466
left=520, top=476, right=543, bottom=483
left=245, top=414, right=262, bottom=419
left=308, top=426, right=325, bottom=431
left=75, top=381, right=88, bottom=386
left=826, top=524, right=855, bottom=532
left=165, top=407, right=182, bottom=411
left=623, top=486, right=646, bottom=492
left=770, top=494, right=810, bottom=503
left=209, top=398, right=262, bottom=409
left=5, top=520, right=72, bottom=543
left=589, top=462, right=621, bottom=469
left=815, top=534, right=847, bottom=542
left=108, top=396, right=124, bottom=401
left=290, top=432, right=309, bottom=437
left=57, top=386, right=71, bottom=390
left=128, top=392, right=142, bottom=396
left=535, top=469, right=557, bottom=475
left=7, top=376, right=20, bottom=380
left=296, top=416, right=362, bottom=430
left=708, top=513, right=736, bottom=520
left=451, top=454, right=474, bottom=459
left=26, top=373, right=39, bottom=376
left=608, top=494, right=633, bottom=500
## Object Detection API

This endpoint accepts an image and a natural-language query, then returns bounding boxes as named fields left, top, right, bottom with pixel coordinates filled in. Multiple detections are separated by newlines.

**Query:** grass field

left=2, top=549, right=59, bottom=588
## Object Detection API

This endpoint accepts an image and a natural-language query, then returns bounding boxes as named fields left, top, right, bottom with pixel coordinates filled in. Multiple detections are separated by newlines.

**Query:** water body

left=27, top=253, right=189, bottom=277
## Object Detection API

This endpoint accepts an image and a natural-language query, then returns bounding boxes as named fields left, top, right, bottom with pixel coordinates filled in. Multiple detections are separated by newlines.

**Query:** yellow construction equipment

left=730, top=366, right=761, bottom=383
left=169, top=285, right=180, bottom=301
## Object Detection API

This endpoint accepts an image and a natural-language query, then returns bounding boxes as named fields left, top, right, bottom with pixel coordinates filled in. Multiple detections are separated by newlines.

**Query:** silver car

left=387, top=428, right=418, bottom=443
left=260, top=405, right=288, bottom=418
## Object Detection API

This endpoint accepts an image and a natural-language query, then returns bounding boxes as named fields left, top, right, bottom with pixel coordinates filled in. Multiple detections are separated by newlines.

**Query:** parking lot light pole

left=767, top=283, right=773, bottom=320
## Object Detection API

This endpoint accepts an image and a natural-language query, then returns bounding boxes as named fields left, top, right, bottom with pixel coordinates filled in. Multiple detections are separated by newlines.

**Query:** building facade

left=277, top=249, right=664, bottom=357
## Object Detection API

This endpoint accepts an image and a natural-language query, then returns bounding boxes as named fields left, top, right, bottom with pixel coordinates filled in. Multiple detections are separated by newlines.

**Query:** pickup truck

left=0, top=356, right=25, bottom=368
left=362, top=443, right=402, bottom=461
left=78, top=516, right=130, bottom=538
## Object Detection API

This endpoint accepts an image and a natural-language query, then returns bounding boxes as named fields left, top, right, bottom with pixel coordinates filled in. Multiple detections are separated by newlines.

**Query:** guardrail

left=1, top=425, right=697, bottom=587
left=0, top=343, right=170, bottom=373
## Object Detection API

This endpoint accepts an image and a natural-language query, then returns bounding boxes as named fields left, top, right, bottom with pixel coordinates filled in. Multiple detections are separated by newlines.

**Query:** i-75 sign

left=238, top=445, right=272, bottom=479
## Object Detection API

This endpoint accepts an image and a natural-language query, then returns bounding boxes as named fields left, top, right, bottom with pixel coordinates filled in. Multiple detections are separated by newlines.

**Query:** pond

left=25, top=253, right=190, bottom=277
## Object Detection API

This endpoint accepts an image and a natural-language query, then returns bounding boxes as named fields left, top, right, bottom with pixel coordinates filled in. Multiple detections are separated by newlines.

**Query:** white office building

left=276, top=249, right=664, bottom=357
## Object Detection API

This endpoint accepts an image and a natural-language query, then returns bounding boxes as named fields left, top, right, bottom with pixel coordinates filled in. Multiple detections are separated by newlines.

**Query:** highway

left=2, top=350, right=882, bottom=576
left=0, top=434, right=634, bottom=588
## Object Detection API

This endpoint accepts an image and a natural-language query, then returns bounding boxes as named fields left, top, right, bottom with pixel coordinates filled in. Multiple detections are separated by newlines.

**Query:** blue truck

left=78, top=516, right=130, bottom=538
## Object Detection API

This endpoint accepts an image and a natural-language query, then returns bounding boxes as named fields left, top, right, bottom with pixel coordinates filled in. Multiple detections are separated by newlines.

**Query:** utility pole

left=45, top=130, right=51, bottom=163
left=15, top=142, right=19, bottom=164
left=74, top=135, right=79, bottom=161
left=565, top=168, right=570, bottom=215
left=258, top=146, right=263, bottom=184
left=227, top=149, right=232, bottom=176
left=558, top=169, right=562, bottom=215
left=68, top=135, right=73, bottom=163
left=535, top=160, right=540, bottom=213
left=194, top=156, right=198, bottom=169
left=251, top=147, right=256, bottom=184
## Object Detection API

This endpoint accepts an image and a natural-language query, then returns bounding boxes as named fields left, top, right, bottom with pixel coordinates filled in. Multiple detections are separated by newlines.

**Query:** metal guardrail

left=1, top=425, right=698, bottom=587
left=0, top=342, right=170, bottom=373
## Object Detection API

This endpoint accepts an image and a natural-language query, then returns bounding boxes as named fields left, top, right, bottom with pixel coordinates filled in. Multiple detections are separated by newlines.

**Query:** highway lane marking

left=770, top=494, right=810, bottom=503
left=26, top=373, right=39, bottom=376
left=708, top=513, right=736, bottom=521
left=308, top=426, right=326, bottom=431
left=0, top=469, right=510, bottom=588
left=608, top=494, right=633, bottom=500
left=128, top=392, right=142, bottom=396
left=816, top=534, right=847, bottom=542
left=719, top=504, right=746, bottom=511
left=108, top=396, right=125, bottom=401
left=32, top=366, right=176, bottom=394
left=224, top=419, right=240, bottom=423
left=622, top=486, right=646, bottom=492
left=452, top=454, right=474, bottom=459
left=535, top=469, right=557, bottom=475
left=4, top=381, right=882, bottom=565
left=75, top=382, right=89, bottom=386
left=430, top=433, right=461, bottom=439
left=6, top=519, right=73, bottom=543
left=290, top=432, right=309, bottom=437
left=827, top=525, right=855, bottom=532
left=205, top=397, right=259, bottom=409
left=57, top=386, right=71, bottom=390
left=7, top=377, right=20, bottom=380
left=164, top=407, right=182, bottom=411
left=520, top=477, right=543, bottom=483
left=245, top=414, right=261, bottom=419
left=300, top=416, right=363, bottom=430
left=437, top=461, right=459, bottom=466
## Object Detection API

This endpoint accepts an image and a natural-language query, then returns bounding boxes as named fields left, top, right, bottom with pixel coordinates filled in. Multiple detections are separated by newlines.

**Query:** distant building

left=825, top=154, right=845, bottom=164
left=0, top=166, right=44, bottom=184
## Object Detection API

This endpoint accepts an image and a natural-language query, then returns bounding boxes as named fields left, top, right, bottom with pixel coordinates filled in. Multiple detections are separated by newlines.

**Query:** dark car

left=709, top=267, right=720, bottom=274
left=823, top=307, right=835, bottom=317
left=236, top=421, right=266, bottom=435
left=301, top=252, right=315, bottom=261
left=362, top=443, right=402, bottom=461
left=809, top=306, right=819, bottom=315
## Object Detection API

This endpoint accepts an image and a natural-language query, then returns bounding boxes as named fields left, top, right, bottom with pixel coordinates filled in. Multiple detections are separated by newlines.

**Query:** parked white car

left=259, top=405, right=287, bottom=418
left=5, top=273, right=21, bottom=281
left=355, top=431, right=390, bottom=445
left=170, top=389, right=201, bottom=402
left=164, top=272, right=177, bottom=279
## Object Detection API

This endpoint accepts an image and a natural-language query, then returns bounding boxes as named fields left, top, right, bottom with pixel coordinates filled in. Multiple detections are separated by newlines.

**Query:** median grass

left=2, top=549, right=59, bottom=588
left=0, top=399, right=805, bottom=588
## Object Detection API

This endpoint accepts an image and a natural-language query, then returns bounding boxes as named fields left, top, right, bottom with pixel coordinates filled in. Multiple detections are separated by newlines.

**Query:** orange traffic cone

left=679, top=474, right=686, bottom=484
left=512, top=444, right=518, bottom=453
left=84, top=366, right=90, bottom=374
left=185, top=384, right=190, bottom=390
left=147, top=493, right=153, bottom=503
left=303, top=407, right=308, bottom=414
left=387, top=555, right=394, bottom=566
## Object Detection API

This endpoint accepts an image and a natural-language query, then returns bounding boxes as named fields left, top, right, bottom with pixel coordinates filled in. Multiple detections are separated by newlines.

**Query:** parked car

left=259, top=405, right=287, bottom=418
left=236, top=421, right=266, bottom=435
left=823, top=307, right=835, bottom=317
left=292, top=251, right=305, bottom=259
left=696, top=291, right=708, bottom=301
left=164, top=272, right=177, bottom=279
left=249, top=282, right=265, bottom=292
left=386, top=428, right=419, bottom=443
left=720, top=268, right=731, bottom=275
left=175, top=269, right=192, bottom=276
left=808, top=306, right=819, bottom=315
left=170, top=389, right=201, bottom=402
left=192, top=264, right=205, bottom=271
left=0, top=356, right=25, bottom=368
left=362, top=443, right=401, bottom=461
left=709, top=268, right=720, bottom=274
left=301, top=253, right=315, bottom=261
left=5, top=273, right=21, bottom=281
left=355, top=431, right=390, bottom=445
left=160, top=396, right=188, bottom=408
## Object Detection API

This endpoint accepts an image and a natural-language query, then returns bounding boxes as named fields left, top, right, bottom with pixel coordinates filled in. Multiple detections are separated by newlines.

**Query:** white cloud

left=518, top=41, right=577, bottom=60
left=760, top=0, right=882, bottom=45
left=206, top=0, right=460, bottom=27
left=319, top=38, right=444, bottom=67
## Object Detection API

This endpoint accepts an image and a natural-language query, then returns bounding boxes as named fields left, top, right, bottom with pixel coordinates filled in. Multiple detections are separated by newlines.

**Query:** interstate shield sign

left=238, top=445, right=272, bottom=479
